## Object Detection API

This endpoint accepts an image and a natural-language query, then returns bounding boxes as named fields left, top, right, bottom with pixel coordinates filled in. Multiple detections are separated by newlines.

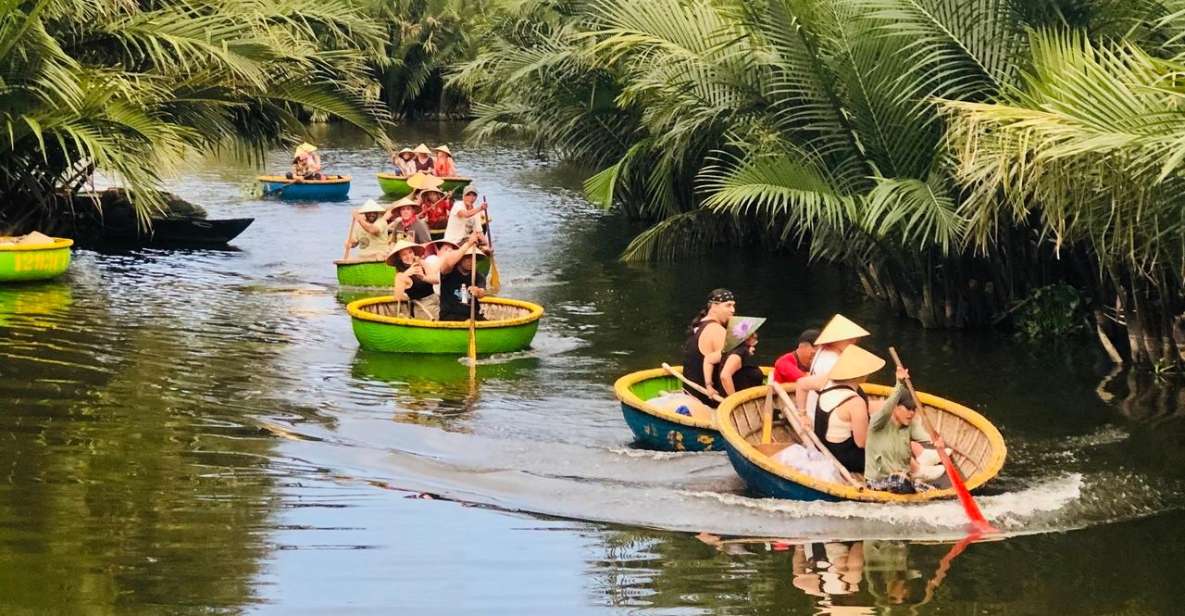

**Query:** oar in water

left=482, top=196, right=501, bottom=295
left=770, top=382, right=860, bottom=488
left=342, top=216, right=356, bottom=260
left=888, top=347, right=996, bottom=533
left=467, top=249, right=479, bottom=384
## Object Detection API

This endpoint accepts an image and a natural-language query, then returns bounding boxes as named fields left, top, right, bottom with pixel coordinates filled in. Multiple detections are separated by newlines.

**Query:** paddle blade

left=488, top=258, right=501, bottom=295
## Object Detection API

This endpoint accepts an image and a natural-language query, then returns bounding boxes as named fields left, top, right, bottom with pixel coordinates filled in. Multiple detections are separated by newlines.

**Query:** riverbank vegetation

left=451, top=0, right=1185, bottom=367
left=0, top=0, right=389, bottom=231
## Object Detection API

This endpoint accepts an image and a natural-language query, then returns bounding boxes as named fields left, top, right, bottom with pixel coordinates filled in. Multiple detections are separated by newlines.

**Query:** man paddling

left=344, top=200, right=389, bottom=259
left=436, top=232, right=488, bottom=322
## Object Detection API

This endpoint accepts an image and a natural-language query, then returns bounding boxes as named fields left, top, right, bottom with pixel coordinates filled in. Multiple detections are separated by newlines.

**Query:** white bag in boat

left=773, top=444, right=842, bottom=484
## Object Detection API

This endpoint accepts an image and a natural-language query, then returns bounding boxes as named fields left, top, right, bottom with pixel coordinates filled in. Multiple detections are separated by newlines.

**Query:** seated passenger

left=391, top=147, right=416, bottom=176
left=772, top=328, right=820, bottom=385
left=864, top=373, right=947, bottom=493
left=412, top=143, right=434, bottom=174
left=344, top=200, right=389, bottom=259
left=443, top=185, right=488, bottom=245
left=419, top=186, right=450, bottom=229
left=286, top=142, right=322, bottom=180
left=681, top=289, right=736, bottom=408
left=812, top=344, right=884, bottom=474
left=386, top=240, right=435, bottom=311
left=386, top=197, right=431, bottom=244
left=719, top=316, right=767, bottom=396
left=434, top=145, right=457, bottom=177
left=436, top=232, right=488, bottom=322
left=795, top=314, right=871, bottom=418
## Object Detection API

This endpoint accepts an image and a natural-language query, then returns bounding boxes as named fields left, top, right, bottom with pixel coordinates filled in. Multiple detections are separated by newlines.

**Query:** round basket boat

left=257, top=175, right=351, bottom=201
left=347, top=295, right=543, bottom=354
left=335, top=257, right=490, bottom=288
left=0, top=237, right=73, bottom=282
left=376, top=174, right=472, bottom=199
left=613, top=366, right=773, bottom=452
left=717, top=384, right=1006, bottom=503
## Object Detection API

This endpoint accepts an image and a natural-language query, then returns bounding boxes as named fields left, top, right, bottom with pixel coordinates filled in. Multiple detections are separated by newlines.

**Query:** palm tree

left=0, top=0, right=389, bottom=231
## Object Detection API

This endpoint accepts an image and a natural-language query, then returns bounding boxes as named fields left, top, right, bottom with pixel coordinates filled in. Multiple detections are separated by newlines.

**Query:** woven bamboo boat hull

left=0, top=238, right=73, bottom=282
left=614, top=367, right=724, bottom=451
left=335, top=258, right=489, bottom=288
left=257, top=175, right=351, bottom=201
left=717, top=384, right=1007, bottom=503
left=376, top=174, right=472, bottom=198
left=348, top=295, right=542, bottom=354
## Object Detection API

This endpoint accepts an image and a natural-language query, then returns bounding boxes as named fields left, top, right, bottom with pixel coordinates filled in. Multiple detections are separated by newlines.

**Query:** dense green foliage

left=0, top=0, right=389, bottom=230
left=453, top=0, right=1185, bottom=365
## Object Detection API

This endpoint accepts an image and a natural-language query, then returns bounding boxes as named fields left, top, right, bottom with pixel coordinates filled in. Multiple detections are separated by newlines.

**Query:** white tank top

left=818, top=387, right=858, bottom=443
left=805, top=347, right=841, bottom=415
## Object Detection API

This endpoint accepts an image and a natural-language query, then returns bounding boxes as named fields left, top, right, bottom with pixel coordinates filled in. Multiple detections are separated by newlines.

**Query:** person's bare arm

left=848, top=398, right=870, bottom=448
left=719, top=353, right=741, bottom=396
left=698, top=323, right=725, bottom=396
left=438, top=232, right=481, bottom=274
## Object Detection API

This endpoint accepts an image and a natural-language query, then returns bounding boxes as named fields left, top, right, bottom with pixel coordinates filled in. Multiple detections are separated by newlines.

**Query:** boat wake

left=258, top=417, right=1180, bottom=542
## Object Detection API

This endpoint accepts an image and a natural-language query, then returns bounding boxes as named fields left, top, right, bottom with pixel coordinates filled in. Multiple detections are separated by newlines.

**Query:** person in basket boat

left=386, top=197, right=431, bottom=244
left=771, top=328, right=820, bottom=385
left=420, top=186, right=450, bottom=229
left=422, top=238, right=460, bottom=295
left=412, top=143, right=435, bottom=174
left=344, top=200, right=389, bottom=259
left=795, top=314, right=871, bottom=419
left=386, top=239, right=438, bottom=317
left=287, top=142, right=322, bottom=180
left=433, top=144, right=458, bottom=177
left=436, top=232, right=489, bottom=322
left=443, top=185, right=489, bottom=245
left=864, top=373, right=948, bottom=494
left=681, top=289, right=737, bottom=408
left=391, top=147, right=416, bottom=176
left=811, top=344, right=885, bottom=474
left=719, top=316, right=767, bottom=396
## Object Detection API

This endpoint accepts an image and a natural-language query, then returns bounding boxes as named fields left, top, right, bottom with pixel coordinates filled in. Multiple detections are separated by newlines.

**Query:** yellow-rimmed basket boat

left=717, top=384, right=1006, bottom=503
left=347, top=295, right=543, bottom=354
left=0, top=237, right=73, bottom=282
left=614, top=366, right=771, bottom=452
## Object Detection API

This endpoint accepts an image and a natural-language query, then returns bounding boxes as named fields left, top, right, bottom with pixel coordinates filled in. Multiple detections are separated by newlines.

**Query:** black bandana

left=708, top=289, right=735, bottom=304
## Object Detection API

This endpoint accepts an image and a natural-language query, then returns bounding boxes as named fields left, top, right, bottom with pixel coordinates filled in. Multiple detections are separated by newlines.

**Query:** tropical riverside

left=4, top=3, right=1185, bottom=616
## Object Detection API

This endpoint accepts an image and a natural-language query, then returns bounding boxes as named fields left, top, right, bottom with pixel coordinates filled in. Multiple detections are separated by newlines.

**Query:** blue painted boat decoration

left=613, top=366, right=771, bottom=452
left=257, top=175, right=351, bottom=201
left=716, top=384, right=1007, bottom=503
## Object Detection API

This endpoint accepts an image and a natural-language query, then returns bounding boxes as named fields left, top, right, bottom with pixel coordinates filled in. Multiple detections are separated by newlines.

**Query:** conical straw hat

left=433, top=144, right=453, bottom=157
left=391, top=196, right=418, bottom=211
left=461, top=245, right=487, bottom=261
left=406, top=172, right=443, bottom=190
left=814, top=314, right=871, bottom=346
left=294, top=142, right=317, bottom=155
left=385, top=239, right=425, bottom=269
left=413, top=143, right=432, bottom=155
left=357, top=199, right=385, bottom=214
left=723, top=316, right=766, bottom=353
left=827, top=344, right=885, bottom=381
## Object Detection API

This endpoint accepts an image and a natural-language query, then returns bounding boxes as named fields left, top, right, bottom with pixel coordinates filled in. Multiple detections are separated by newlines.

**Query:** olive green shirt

left=864, top=382, right=931, bottom=481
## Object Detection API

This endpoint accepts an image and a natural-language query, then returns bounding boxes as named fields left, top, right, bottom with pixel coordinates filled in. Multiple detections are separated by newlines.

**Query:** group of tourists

left=680, top=289, right=947, bottom=493
left=389, top=143, right=457, bottom=177
left=384, top=231, right=490, bottom=322
left=287, top=142, right=323, bottom=181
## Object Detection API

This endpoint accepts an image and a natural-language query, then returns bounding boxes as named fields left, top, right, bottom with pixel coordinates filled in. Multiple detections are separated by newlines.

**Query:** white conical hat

left=814, top=314, right=871, bottom=346
left=827, top=344, right=885, bottom=381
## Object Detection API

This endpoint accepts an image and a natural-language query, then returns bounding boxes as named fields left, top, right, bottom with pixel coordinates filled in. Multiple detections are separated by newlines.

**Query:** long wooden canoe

left=376, top=173, right=472, bottom=198
left=0, top=237, right=73, bottom=282
left=717, top=384, right=1006, bottom=503
left=257, top=175, right=351, bottom=201
left=347, top=295, right=542, bottom=354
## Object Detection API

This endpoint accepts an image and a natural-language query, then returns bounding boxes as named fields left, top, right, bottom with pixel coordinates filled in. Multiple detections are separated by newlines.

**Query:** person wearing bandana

left=681, top=289, right=737, bottom=407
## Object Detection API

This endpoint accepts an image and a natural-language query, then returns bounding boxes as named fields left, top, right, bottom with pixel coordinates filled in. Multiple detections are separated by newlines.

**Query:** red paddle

left=889, top=348, right=996, bottom=534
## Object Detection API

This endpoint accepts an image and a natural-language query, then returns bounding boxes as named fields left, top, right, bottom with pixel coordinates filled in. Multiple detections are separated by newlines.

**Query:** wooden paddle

left=342, top=216, right=356, bottom=259
left=760, top=386, right=775, bottom=444
left=771, top=382, right=860, bottom=487
left=467, top=251, right=478, bottom=370
left=888, top=347, right=995, bottom=533
left=660, top=362, right=723, bottom=403
left=482, top=196, right=501, bottom=295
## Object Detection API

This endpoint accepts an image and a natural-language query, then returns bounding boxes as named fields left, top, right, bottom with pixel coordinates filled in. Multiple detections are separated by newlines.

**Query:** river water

left=2, top=123, right=1185, bottom=614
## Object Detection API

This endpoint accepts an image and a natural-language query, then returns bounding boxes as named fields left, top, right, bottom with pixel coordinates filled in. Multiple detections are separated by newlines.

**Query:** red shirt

left=772, top=351, right=809, bottom=384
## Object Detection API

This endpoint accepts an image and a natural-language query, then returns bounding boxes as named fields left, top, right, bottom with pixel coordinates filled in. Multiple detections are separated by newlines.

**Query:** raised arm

left=438, top=232, right=481, bottom=274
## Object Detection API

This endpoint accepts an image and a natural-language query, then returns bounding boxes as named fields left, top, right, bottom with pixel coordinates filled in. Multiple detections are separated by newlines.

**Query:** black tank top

left=407, top=277, right=433, bottom=301
left=682, top=320, right=720, bottom=408
left=415, top=158, right=433, bottom=172
left=726, top=348, right=765, bottom=392
left=814, top=385, right=868, bottom=473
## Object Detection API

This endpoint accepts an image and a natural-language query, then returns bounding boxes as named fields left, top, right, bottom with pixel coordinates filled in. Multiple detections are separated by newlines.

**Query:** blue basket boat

left=257, top=175, right=351, bottom=201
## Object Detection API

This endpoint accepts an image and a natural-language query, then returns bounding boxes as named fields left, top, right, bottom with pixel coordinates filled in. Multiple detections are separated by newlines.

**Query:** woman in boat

left=795, top=314, right=870, bottom=419
left=344, top=200, right=389, bottom=259
left=433, top=145, right=457, bottom=177
left=391, top=147, right=416, bottom=176
left=387, top=240, right=436, bottom=315
left=719, top=316, right=767, bottom=396
left=287, top=142, right=322, bottom=180
left=386, top=197, right=431, bottom=244
left=436, top=232, right=488, bottom=322
left=443, top=186, right=488, bottom=245
left=412, top=143, right=435, bottom=174
left=682, top=289, right=736, bottom=407
left=813, top=344, right=884, bottom=474
left=419, top=186, right=451, bottom=229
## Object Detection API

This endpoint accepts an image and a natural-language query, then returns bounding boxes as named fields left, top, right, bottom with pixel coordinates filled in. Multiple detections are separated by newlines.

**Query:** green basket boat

left=0, top=237, right=73, bottom=282
left=376, top=173, right=472, bottom=198
left=348, top=295, right=543, bottom=354
left=336, top=257, right=490, bottom=288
